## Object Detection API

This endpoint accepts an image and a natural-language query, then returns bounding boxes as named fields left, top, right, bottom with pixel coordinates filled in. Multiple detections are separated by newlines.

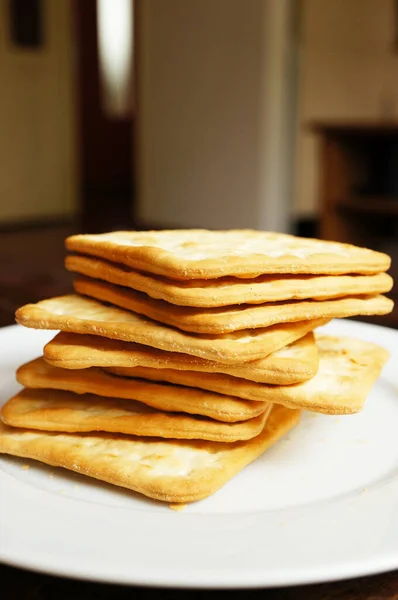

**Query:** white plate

left=0, top=320, right=397, bottom=588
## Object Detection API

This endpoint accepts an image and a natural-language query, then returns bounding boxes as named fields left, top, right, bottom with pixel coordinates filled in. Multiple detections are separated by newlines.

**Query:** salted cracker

left=17, top=357, right=269, bottom=423
left=1, top=388, right=271, bottom=442
left=0, top=405, right=300, bottom=503
left=44, top=331, right=321, bottom=384
left=73, top=276, right=393, bottom=334
left=66, top=254, right=393, bottom=307
left=65, top=230, right=391, bottom=279
left=103, top=335, right=389, bottom=415
left=16, top=295, right=325, bottom=364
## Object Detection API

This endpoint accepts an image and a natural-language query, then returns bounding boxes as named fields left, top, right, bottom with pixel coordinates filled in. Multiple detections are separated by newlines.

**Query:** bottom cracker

left=0, top=405, right=300, bottom=503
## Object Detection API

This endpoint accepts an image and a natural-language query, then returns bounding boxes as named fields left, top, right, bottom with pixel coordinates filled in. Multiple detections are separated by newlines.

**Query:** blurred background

left=0, top=0, right=397, bottom=327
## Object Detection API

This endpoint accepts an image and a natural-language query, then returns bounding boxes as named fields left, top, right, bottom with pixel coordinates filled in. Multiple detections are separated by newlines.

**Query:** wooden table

left=1, top=564, right=397, bottom=599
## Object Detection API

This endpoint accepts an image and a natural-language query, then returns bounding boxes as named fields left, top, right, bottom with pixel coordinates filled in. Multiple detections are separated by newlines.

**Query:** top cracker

left=66, top=230, right=391, bottom=280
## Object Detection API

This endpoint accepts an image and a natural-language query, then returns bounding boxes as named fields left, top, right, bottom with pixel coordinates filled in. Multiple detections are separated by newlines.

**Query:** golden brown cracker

left=269, top=334, right=390, bottom=414
left=17, top=357, right=268, bottom=422
left=44, top=330, right=321, bottom=384
left=73, top=276, right=393, bottom=334
left=66, top=254, right=394, bottom=307
left=0, top=405, right=300, bottom=503
left=65, top=230, right=391, bottom=279
left=106, top=335, right=389, bottom=414
left=16, top=295, right=325, bottom=364
left=1, top=388, right=271, bottom=442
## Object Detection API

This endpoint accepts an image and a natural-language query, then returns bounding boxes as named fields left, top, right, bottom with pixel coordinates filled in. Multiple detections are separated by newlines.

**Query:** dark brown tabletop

left=1, top=564, right=397, bottom=600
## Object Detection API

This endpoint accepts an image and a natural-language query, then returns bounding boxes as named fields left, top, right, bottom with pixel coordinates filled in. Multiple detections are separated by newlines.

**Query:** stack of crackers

left=0, top=230, right=394, bottom=505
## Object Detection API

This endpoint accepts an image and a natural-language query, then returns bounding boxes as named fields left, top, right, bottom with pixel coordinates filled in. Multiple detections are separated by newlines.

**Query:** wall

left=295, top=0, right=398, bottom=218
left=0, top=0, right=77, bottom=224
left=136, top=0, right=295, bottom=232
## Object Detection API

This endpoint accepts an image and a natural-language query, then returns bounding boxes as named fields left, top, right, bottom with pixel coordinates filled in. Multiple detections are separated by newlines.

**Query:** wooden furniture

left=312, top=122, right=398, bottom=328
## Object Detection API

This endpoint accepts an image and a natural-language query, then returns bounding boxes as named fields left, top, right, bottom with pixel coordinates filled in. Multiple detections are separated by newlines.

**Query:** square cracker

left=66, top=254, right=394, bottom=308
left=17, top=357, right=269, bottom=423
left=108, top=335, right=389, bottom=415
left=1, top=388, right=271, bottom=442
left=0, top=405, right=300, bottom=503
left=74, top=276, right=393, bottom=334
left=65, top=230, right=391, bottom=279
left=44, top=331, right=321, bottom=385
left=16, top=295, right=326, bottom=364
left=267, top=334, right=390, bottom=414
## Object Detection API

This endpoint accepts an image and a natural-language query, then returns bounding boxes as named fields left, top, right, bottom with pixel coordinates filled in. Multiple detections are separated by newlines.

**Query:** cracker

left=269, top=334, right=390, bottom=414
left=1, top=388, right=271, bottom=442
left=105, top=335, right=388, bottom=414
left=44, top=331, right=321, bottom=384
left=0, top=405, right=300, bottom=503
left=65, top=230, right=391, bottom=278
left=16, top=295, right=326, bottom=364
left=17, top=357, right=269, bottom=423
left=66, top=254, right=394, bottom=307
left=73, top=277, right=393, bottom=334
